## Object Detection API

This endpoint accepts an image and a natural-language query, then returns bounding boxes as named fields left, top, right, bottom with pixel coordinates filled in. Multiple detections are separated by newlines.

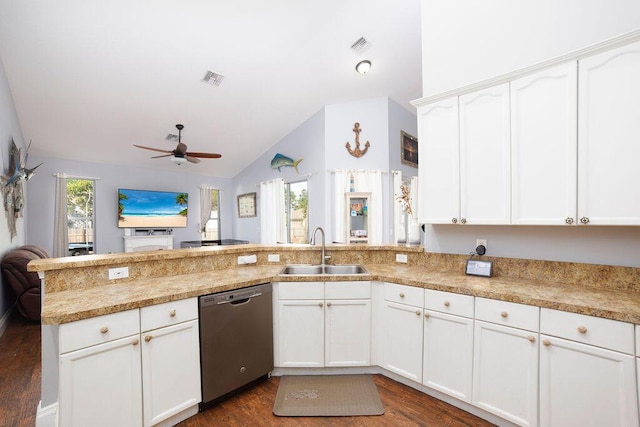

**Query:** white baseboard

left=0, top=306, right=14, bottom=339
left=36, top=400, right=58, bottom=427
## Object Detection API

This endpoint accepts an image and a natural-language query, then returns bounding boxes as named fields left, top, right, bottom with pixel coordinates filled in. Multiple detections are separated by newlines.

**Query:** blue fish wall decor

left=270, top=153, right=302, bottom=173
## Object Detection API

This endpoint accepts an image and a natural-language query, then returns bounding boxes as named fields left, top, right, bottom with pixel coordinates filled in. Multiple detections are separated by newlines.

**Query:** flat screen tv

left=118, top=188, right=188, bottom=228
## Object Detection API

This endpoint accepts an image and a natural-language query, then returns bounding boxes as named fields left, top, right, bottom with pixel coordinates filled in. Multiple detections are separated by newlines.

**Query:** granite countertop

left=41, top=263, right=640, bottom=325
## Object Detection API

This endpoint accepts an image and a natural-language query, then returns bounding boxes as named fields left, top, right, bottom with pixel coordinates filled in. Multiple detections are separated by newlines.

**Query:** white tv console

left=123, top=229, right=174, bottom=252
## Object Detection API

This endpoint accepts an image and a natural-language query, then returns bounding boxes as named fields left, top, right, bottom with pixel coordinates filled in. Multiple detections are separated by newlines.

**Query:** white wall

left=422, top=0, right=640, bottom=97
left=0, top=56, right=25, bottom=320
left=419, top=1, right=640, bottom=267
left=26, top=156, right=233, bottom=255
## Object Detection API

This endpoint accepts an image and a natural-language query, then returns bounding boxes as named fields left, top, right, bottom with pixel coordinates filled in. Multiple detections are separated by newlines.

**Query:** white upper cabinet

left=417, top=98, right=460, bottom=224
left=511, top=62, right=578, bottom=225
left=459, top=83, right=511, bottom=224
left=578, top=40, right=640, bottom=225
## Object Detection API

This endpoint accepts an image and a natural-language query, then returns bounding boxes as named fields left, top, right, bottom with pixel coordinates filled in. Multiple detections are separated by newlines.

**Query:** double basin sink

left=280, top=264, right=368, bottom=276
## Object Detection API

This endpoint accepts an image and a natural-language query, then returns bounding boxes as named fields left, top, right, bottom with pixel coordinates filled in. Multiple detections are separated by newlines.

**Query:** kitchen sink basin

left=280, top=264, right=368, bottom=275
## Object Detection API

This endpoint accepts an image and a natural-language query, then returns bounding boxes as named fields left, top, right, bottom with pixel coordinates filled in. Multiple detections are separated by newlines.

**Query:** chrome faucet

left=310, top=226, right=330, bottom=265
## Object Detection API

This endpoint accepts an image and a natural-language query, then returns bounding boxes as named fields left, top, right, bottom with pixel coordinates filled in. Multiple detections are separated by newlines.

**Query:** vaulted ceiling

left=0, top=0, right=422, bottom=177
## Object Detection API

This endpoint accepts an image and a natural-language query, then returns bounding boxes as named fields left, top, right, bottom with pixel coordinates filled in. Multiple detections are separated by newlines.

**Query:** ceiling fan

left=134, top=124, right=222, bottom=165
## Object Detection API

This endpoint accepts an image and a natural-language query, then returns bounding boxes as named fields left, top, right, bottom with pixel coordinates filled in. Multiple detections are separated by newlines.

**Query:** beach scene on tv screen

left=118, top=189, right=188, bottom=228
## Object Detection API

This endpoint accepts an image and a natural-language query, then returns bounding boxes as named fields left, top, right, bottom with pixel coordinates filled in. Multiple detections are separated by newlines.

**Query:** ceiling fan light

left=172, top=157, right=187, bottom=166
left=355, top=60, right=372, bottom=74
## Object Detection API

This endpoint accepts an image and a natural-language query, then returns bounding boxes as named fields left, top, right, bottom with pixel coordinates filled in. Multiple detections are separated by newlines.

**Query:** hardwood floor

left=0, top=311, right=494, bottom=427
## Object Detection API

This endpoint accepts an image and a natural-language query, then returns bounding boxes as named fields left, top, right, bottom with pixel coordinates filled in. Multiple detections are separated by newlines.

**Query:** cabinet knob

left=424, top=312, right=430, bottom=319
left=565, top=217, right=574, bottom=225
left=399, top=292, right=405, bottom=298
left=580, top=216, right=590, bottom=225
left=415, top=310, right=421, bottom=316
left=451, top=218, right=458, bottom=224
left=577, top=326, right=587, bottom=334
left=444, top=301, right=450, bottom=307
left=169, top=309, right=176, bottom=317
left=318, top=302, right=323, bottom=308
left=460, top=218, right=467, bottom=224
left=543, top=339, right=551, bottom=347
left=527, top=336, right=536, bottom=343
left=100, top=327, right=109, bottom=334
left=326, top=302, right=332, bottom=307
left=131, top=338, right=139, bottom=346
left=500, top=311, right=508, bottom=318
left=145, top=335, right=152, bottom=342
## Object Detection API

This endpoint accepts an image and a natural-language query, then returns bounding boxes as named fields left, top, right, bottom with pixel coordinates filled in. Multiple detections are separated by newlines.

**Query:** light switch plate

left=465, top=260, right=492, bottom=277
left=268, top=254, right=280, bottom=262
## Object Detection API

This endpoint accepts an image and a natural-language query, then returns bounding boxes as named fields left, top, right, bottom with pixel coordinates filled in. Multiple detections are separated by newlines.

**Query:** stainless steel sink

left=280, top=264, right=368, bottom=275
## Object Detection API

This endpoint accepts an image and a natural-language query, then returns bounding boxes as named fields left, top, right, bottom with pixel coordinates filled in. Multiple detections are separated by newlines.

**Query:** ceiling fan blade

left=134, top=144, right=172, bottom=154
left=186, top=156, right=201, bottom=164
left=186, top=151, right=222, bottom=158
left=151, top=154, right=173, bottom=159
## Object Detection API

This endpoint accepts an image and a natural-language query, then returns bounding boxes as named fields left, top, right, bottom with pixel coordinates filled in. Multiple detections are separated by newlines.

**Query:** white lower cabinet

left=140, top=318, right=201, bottom=427
left=59, top=334, right=143, bottom=427
left=381, top=283, right=423, bottom=382
left=539, top=308, right=638, bottom=427
left=422, top=289, right=474, bottom=402
left=275, top=281, right=371, bottom=368
left=58, top=299, right=200, bottom=427
left=472, top=299, right=539, bottom=427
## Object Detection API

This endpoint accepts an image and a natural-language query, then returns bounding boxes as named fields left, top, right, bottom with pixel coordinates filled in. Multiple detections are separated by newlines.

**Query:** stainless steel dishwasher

left=198, top=283, right=273, bottom=410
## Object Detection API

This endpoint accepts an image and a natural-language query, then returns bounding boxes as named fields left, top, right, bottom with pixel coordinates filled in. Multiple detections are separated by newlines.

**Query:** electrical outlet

left=268, top=254, right=280, bottom=262
left=237, top=254, right=258, bottom=265
left=108, top=267, right=129, bottom=280
left=476, top=239, right=487, bottom=250
left=395, top=254, right=408, bottom=263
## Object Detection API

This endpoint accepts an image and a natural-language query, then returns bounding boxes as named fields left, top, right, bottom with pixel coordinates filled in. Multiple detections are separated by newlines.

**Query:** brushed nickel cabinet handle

left=500, top=311, right=508, bottom=318
left=424, top=312, right=430, bottom=319
left=415, top=310, right=421, bottom=316
left=460, top=218, right=467, bottom=224
left=528, top=336, right=536, bottom=343
left=100, top=327, right=109, bottom=334
left=399, top=293, right=405, bottom=298
left=577, top=326, right=587, bottom=334
left=318, top=302, right=323, bottom=308
left=452, top=218, right=458, bottom=224
left=565, top=217, right=574, bottom=225
left=543, top=339, right=551, bottom=346
left=326, top=302, right=332, bottom=307
left=145, top=335, right=152, bottom=342
left=169, top=309, right=176, bottom=317
left=444, top=301, right=450, bottom=307
left=580, top=217, right=590, bottom=224
left=132, top=338, right=139, bottom=346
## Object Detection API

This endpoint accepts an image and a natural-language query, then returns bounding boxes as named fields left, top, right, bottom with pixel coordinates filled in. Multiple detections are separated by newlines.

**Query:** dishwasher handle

left=216, top=292, right=263, bottom=305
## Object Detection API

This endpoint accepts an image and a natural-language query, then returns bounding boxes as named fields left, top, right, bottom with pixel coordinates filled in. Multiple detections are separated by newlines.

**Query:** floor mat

left=273, top=374, right=385, bottom=417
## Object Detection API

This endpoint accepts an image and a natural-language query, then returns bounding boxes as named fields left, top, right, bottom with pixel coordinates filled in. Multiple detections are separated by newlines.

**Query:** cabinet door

left=59, top=335, right=142, bottom=427
left=325, top=299, right=371, bottom=367
left=511, top=62, right=578, bottom=225
left=381, top=300, right=423, bottom=382
left=540, top=335, right=639, bottom=427
left=417, top=98, right=460, bottom=224
left=141, top=320, right=201, bottom=427
left=578, top=40, right=640, bottom=225
left=277, top=300, right=324, bottom=367
left=422, top=310, right=473, bottom=402
left=472, top=321, right=538, bottom=427
left=459, top=83, right=511, bottom=224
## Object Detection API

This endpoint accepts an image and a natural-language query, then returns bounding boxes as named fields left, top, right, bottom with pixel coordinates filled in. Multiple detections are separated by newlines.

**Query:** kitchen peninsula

left=30, top=244, right=640, bottom=427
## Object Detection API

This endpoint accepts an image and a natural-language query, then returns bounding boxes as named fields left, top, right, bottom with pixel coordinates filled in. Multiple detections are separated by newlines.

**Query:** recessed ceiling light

left=355, top=60, right=372, bottom=74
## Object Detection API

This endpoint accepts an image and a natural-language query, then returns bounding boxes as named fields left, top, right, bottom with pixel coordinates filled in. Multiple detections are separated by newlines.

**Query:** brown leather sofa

left=1, top=245, right=49, bottom=321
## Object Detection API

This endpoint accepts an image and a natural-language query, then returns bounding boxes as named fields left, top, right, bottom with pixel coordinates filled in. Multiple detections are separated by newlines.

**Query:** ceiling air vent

left=166, top=133, right=179, bottom=141
left=350, top=37, right=372, bottom=54
left=202, top=70, right=225, bottom=86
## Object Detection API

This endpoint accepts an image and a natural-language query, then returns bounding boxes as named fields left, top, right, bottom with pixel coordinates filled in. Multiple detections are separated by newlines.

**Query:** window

left=285, top=180, right=308, bottom=243
left=66, top=178, right=95, bottom=255
left=202, top=189, right=220, bottom=240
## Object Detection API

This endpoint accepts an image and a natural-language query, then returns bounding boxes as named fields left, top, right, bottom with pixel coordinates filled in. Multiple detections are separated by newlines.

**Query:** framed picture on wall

left=400, top=131, right=418, bottom=168
left=237, top=192, right=257, bottom=218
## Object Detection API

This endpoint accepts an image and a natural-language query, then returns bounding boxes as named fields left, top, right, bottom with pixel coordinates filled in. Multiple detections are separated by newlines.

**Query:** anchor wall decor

left=345, top=122, right=370, bottom=158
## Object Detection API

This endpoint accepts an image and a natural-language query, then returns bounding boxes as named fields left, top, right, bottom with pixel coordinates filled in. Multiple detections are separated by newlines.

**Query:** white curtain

left=392, top=171, right=403, bottom=243
left=331, top=169, right=383, bottom=244
left=199, top=187, right=213, bottom=234
left=53, top=173, right=68, bottom=257
left=408, top=176, right=420, bottom=244
left=259, top=178, right=286, bottom=244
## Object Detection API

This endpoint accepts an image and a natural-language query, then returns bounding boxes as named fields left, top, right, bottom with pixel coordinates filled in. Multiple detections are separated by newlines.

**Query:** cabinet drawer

left=59, top=309, right=140, bottom=354
left=475, top=297, right=539, bottom=332
left=384, top=282, right=423, bottom=307
left=424, top=289, right=474, bottom=318
left=325, top=281, right=370, bottom=299
left=140, top=297, right=198, bottom=332
left=278, top=282, right=324, bottom=300
left=540, top=308, right=634, bottom=354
